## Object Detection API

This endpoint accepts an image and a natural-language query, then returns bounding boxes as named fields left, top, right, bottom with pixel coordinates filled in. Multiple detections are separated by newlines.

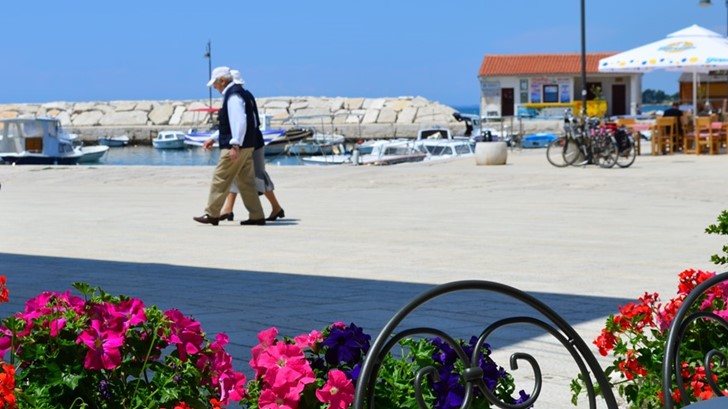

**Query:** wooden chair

left=685, top=117, right=720, bottom=155
left=662, top=271, right=728, bottom=408
left=652, top=116, right=677, bottom=155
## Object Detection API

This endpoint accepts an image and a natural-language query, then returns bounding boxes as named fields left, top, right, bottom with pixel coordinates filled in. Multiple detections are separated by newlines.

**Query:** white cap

left=231, top=69, right=245, bottom=85
left=206, top=66, right=231, bottom=87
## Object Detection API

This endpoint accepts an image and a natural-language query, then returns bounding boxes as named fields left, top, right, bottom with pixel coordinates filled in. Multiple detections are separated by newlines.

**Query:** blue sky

left=0, top=0, right=724, bottom=106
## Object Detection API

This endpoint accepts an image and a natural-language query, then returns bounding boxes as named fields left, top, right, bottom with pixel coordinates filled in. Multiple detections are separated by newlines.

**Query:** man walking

left=193, top=66, right=265, bottom=226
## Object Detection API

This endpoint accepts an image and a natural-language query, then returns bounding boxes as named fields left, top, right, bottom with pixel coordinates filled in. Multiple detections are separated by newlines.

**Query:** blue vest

left=217, top=84, right=264, bottom=149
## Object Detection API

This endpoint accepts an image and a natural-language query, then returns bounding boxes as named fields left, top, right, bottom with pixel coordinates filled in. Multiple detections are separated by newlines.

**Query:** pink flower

left=108, top=298, right=147, bottom=329
left=164, top=309, right=204, bottom=362
left=251, top=327, right=279, bottom=377
left=258, top=387, right=301, bottom=409
left=294, top=329, right=323, bottom=350
left=316, top=369, right=354, bottom=409
left=76, top=319, right=125, bottom=370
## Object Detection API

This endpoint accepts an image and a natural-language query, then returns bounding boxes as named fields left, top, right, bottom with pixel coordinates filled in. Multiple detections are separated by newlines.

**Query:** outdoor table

left=626, top=122, right=653, bottom=155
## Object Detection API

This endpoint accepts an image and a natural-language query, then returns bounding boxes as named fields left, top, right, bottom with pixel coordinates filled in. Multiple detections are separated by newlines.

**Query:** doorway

left=611, top=84, right=626, bottom=116
left=501, top=88, right=514, bottom=117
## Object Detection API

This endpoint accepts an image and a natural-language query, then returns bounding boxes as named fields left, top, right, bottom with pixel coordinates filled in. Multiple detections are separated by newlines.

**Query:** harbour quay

left=0, top=97, right=562, bottom=144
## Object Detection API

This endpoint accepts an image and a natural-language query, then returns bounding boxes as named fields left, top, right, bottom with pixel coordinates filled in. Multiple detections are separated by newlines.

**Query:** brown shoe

left=193, top=214, right=219, bottom=226
left=240, top=219, right=266, bottom=226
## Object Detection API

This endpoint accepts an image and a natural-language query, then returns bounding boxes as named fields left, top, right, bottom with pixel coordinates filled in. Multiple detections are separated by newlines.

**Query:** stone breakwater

left=0, top=96, right=561, bottom=143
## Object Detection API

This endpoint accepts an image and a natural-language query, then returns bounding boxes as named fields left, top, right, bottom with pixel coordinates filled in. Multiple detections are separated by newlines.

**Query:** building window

left=543, top=85, right=559, bottom=103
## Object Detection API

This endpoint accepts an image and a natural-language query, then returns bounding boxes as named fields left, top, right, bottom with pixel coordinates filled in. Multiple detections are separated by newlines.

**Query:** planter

left=474, top=141, right=507, bottom=165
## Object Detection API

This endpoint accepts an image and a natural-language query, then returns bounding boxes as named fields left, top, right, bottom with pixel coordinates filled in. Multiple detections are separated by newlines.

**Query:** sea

left=87, top=104, right=484, bottom=166
left=97, top=145, right=305, bottom=166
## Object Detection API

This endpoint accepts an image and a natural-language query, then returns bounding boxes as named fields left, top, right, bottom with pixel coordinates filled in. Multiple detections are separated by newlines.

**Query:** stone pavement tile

left=0, top=253, right=629, bottom=372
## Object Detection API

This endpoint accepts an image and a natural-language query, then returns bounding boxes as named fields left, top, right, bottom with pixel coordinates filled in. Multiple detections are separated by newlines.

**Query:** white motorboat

left=78, top=145, right=110, bottom=163
left=355, top=139, right=427, bottom=165
left=98, top=134, right=130, bottom=147
left=415, top=127, right=474, bottom=160
left=286, top=132, right=346, bottom=156
left=0, top=117, right=83, bottom=165
left=153, top=131, right=187, bottom=149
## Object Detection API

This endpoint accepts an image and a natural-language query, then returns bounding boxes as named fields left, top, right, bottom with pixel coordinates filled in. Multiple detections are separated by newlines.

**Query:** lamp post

left=699, top=0, right=728, bottom=36
left=699, top=0, right=728, bottom=113
left=204, top=41, right=212, bottom=117
left=580, top=0, right=587, bottom=124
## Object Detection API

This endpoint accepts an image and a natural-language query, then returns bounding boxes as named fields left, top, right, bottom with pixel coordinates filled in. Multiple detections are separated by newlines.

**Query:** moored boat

left=0, top=117, right=83, bottom=165
left=98, top=134, right=130, bottom=147
left=522, top=133, right=558, bottom=148
left=78, top=145, right=110, bottom=163
left=414, top=127, right=474, bottom=160
left=153, top=131, right=187, bottom=149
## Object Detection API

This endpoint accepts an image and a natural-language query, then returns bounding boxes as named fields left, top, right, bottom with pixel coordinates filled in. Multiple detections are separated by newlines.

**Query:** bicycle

left=547, top=109, right=618, bottom=168
left=613, top=126, right=636, bottom=168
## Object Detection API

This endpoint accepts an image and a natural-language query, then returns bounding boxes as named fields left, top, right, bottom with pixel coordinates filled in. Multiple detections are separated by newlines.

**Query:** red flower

left=0, top=363, right=17, bottom=408
left=593, top=329, right=617, bottom=356
left=0, top=276, right=8, bottom=304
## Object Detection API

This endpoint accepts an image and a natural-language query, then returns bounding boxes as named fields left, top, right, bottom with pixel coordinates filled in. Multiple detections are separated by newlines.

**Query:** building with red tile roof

left=477, top=53, right=643, bottom=118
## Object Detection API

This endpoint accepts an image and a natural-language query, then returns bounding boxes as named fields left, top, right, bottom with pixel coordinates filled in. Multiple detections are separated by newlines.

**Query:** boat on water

left=153, top=131, right=187, bottom=149
left=286, top=132, right=346, bottom=156
left=0, top=117, right=83, bottom=165
left=521, top=133, right=558, bottom=148
left=98, top=134, right=130, bottom=147
left=355, top=139, right=426, bottom=165
left=78, top=145, right=110, bottom=163
left=264, top=128, right=312, bottom=156
left=414, top=127, right=474, bottom=160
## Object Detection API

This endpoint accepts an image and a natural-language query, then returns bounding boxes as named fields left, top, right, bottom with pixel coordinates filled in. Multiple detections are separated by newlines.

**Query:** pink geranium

left=76, top=319, right=125, bottom=370
left=316, top=369, right=355, bottom=409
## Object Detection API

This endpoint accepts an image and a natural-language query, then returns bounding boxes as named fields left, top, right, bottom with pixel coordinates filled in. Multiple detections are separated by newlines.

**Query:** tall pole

left=580, top=0, right=587, bottom=122
left=205, top=41, right=212, bottom=114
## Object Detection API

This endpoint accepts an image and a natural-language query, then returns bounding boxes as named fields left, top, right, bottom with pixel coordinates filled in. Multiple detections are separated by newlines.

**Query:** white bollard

left=474, top=141, right=508, bottom=165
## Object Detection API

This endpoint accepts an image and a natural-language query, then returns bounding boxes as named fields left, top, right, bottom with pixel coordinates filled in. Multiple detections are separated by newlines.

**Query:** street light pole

left=204, top=41, right=212, bottom=114
left=580, top=0, right=587, bottom=123
left=698, top=0, right=728, bottom=113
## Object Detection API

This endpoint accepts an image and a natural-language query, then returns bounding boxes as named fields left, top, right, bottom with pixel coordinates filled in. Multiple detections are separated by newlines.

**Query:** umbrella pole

left=693, top=72, right=698, bottom=117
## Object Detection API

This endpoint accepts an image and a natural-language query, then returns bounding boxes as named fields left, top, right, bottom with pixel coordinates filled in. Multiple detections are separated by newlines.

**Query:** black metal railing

left=352, top=280, right=618, bottom=409
left=662, top=271, right=728, bottom=408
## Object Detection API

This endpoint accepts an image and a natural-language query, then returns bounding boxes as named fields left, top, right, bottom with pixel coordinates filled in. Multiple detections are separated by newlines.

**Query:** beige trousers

left=205, top=147, right=264, bottom=220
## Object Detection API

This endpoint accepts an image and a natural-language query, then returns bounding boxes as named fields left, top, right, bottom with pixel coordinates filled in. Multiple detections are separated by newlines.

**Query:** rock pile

left=0, top=96, right=470, bottom=142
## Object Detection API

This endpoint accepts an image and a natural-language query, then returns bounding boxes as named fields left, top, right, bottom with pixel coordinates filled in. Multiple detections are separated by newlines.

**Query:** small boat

left=98, top=134, right=130, bottom=147
left=521, top=133, right=558, bottom=148
left=153, top=131, right=187, bottom=149
left=414, top=127, right=474, bottom=160
left=355, top=139, right=427, bottom=165
left=301, top=154, right=352, bottom=166
left=286, top=132, right=346, bottom=156
left=0, top=117, right=83, bottom=165
left=264, top=128, right=313, bottom=156
left=78, top=145, right=110, bottom=163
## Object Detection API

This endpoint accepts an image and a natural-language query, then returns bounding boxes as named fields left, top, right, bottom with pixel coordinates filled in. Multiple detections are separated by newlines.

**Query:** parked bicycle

left=546, top=109, right=619, bottom=168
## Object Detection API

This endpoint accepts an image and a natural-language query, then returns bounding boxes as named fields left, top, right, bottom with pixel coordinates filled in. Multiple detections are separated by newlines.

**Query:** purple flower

left=321, top=323, right=371, bottom=366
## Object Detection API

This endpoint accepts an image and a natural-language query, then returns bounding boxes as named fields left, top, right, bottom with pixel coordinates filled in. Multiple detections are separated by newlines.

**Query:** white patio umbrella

left=598, top=24, right=728, bottom=115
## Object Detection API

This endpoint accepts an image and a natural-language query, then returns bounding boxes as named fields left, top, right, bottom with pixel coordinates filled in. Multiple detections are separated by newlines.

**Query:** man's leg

left=233, top=147, right=265, bottom=220
left=204, top=149, right=246, bottom=217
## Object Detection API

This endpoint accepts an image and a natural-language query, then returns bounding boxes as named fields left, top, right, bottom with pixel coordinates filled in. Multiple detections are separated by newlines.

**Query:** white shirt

left=211, top=82, right=247, bottom=146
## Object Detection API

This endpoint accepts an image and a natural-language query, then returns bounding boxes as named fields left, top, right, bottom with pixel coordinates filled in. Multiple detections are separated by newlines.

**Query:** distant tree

left=642, top=89, right=679, bottom=104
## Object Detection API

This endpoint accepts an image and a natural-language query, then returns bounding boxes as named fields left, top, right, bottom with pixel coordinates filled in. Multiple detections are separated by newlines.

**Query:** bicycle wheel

left=595, top=136, right=618, bottom=168
left=616, top=138, right=636, bottom=168
left=562, top=138, right=585, bottom=166
left=546, top=137, right=569, bottom=167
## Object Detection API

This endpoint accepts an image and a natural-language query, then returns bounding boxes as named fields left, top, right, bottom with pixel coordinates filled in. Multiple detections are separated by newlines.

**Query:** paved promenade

left=1, top=148, right=727, bottom=406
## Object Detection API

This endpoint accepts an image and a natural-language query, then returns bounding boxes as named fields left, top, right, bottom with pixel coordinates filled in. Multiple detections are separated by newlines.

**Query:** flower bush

left=0, top=281, right=245, bottom=409
left=0, top=277, right=528, bottom=409
left=571, top=268, right=728, bottom=408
